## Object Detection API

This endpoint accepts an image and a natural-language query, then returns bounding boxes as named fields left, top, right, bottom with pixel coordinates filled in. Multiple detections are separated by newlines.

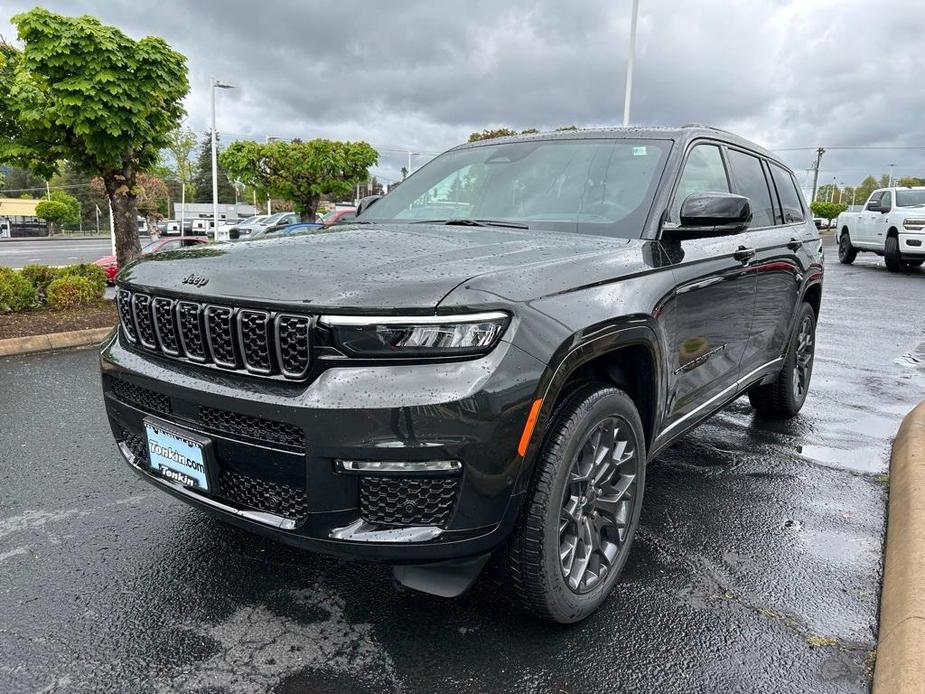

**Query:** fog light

left=335, top=459, right=461, bottom=474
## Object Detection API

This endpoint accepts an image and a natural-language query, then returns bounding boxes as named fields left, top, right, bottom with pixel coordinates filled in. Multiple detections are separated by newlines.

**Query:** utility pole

left=888, top=163, right=895, bottom=187
left=622, top=0, right=640, bottom=126
left=810, top=147, right=825, bottom=202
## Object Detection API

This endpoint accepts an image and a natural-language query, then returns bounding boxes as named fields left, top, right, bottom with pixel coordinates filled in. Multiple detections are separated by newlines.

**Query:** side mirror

left=665, top=192, right=751, bottom=239
left=866, top=202, right=881, bottom=212
left=356, top=195, right=382, bottom=217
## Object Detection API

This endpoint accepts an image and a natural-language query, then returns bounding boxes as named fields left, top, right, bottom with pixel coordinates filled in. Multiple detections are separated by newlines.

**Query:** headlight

left=320, top=312, right=509, bottom=357
left=903, top=219, right=925, bottom=230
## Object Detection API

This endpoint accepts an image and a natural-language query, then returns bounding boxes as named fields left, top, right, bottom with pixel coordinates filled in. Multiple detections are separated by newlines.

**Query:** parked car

left=94, top=236, right=209, bottom=284
left=224, top=215, right=270, bottom=240
left=245, top=213, right=302, bottom=239
left=835, top=186, right=925, bottom=271
left=258, top=222, right=325, bottom=239
left=319, top=207, right=357, bottom=226
left=101, top=126, right=822, bottom=623
left=812, top=217, right=829, bottom=230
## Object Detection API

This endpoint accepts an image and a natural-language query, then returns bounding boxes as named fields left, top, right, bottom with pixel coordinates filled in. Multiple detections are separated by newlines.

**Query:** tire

left=884, top=235, right=903, bottom=272
left=838, top=231, right=857, bottom=265
left=497, top=384, right=646, bottom=623
left=748, top=302, right=816, bottom=418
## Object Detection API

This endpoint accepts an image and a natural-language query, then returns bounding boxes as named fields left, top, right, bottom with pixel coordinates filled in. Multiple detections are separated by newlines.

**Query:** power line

left=773, top=145, right=925, bottom=152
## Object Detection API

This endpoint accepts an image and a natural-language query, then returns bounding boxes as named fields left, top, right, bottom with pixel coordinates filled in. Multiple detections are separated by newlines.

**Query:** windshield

left=895, top=189, right=925, bottom=207
left=237, top=216, right=260, bottom=225
left=261, top=212, right=289, bottom=225
left=361, top=138, right=670, bottom=238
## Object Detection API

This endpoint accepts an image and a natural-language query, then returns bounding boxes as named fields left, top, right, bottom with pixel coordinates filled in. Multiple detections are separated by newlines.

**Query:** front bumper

left=898, top=231, right=925, bottom=256
left=100, top=331, right=543, bottom=564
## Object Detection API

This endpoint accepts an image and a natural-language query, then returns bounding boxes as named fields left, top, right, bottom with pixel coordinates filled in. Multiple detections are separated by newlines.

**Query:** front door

left=658, top=143, right=758, bottom=433
left=857, top=190, right=886, bottom=246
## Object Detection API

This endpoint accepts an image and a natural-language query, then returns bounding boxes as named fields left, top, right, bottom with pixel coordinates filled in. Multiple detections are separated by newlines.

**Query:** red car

left=319, top=208, right=357, bottom=226
left=95, top=236, right=209, bottom=284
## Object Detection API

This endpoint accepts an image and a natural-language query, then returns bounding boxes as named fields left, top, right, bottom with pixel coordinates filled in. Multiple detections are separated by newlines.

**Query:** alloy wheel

left=558, top=417, right=639, bottom=594
left=792, top=315, right=814, bottom=398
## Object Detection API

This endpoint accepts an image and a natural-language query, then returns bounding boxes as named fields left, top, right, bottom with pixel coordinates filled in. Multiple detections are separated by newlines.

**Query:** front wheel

left=748, top=302, right=816, bottom=418
left=884, top=235, right=903, bottom=272
left=498, top=385, right=646, bottom=623
left=838, top=232, right=857, bottom=264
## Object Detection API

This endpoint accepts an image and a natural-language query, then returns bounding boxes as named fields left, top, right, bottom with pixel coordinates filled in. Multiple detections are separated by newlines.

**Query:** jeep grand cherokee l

left=101, top=126, right=823, bottom=623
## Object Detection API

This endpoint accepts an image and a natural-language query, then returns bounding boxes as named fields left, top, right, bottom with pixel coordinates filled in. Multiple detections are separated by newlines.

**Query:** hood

left=95, top=255, right=116, bottom=266
left=119, top=223, right=632, bottom=311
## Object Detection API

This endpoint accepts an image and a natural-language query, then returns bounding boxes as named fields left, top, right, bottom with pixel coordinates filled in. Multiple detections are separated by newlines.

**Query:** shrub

left=56, top=263, right=106, bottom=297
left=0, top=267, right=37, bottom=312
left=45, top=275, right=100, bottom=310
left=20, top=264, right=60, bottom=298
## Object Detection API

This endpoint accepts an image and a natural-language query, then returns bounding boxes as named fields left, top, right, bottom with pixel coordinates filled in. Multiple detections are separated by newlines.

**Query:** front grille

left=121, top=430, right=149, bottom=464
left=199, top=406, right=303, bottom=449
left=360, top=476, right=459, bottom=528
left=117, top=288, right=312, bottom=380
left=110, top=377, right=171, bottom=415
left=218, top=469, right=308, bottom=521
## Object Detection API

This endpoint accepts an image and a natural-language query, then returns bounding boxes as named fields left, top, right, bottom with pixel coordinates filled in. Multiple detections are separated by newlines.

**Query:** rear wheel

left=838, top=231, right=857, bottom=265
left=884, top=235, right=903, bottom=272
left=748, top=302, right=816, bottom=418
left=498, top=385, right=645, bottom=623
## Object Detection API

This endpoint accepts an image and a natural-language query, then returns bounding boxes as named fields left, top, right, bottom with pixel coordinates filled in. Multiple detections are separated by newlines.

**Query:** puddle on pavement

left=895, top=342, right=925, bottom=374
left=799, top=529, right=877, bottom=567
left=797, top=444, right=886, bottom=474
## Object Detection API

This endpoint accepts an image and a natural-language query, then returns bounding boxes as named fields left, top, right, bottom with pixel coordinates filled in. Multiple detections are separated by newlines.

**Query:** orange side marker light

left=517, top=398, right=544, bottom=457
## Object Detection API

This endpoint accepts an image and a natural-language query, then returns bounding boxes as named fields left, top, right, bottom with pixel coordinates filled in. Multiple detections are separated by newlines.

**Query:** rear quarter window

left=770, top=164, right=805, bottom=223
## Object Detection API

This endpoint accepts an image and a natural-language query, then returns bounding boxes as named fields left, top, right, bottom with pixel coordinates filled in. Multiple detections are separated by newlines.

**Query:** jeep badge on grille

left=182, top=273, right=209, bottom=287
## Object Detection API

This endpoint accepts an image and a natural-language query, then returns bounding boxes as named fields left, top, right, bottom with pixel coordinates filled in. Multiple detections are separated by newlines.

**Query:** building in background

left=171, top=202, right=256, bottom=221
left=0, top=197, right=47, bottom=237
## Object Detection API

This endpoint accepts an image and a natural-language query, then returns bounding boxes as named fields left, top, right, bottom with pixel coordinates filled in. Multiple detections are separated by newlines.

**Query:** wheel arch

left=513, top=319, right=664, bottom=495
left=887, top=226, right=899, bottom=238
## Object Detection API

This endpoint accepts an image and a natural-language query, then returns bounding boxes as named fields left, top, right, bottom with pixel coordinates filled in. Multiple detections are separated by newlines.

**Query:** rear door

left=659, top=142, right=758, bottom=432
left=733, top=154, right=806, bottom=376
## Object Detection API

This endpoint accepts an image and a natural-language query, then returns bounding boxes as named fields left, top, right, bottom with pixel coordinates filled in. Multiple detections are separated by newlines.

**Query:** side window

left=726, top=149, right=775, bottom=227
left=769, top=164, right=804, bottom=223
left=669, top=144, right=730, bottom=222
left=155, top=240, right=180, bottom=253
left=879, top=190, right=892, bottom=212
left=866, top=191, right=883, bottom=211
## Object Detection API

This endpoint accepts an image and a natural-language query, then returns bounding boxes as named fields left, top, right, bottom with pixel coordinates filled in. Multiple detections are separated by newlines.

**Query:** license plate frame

left=143, top=416, right=215, bottom=492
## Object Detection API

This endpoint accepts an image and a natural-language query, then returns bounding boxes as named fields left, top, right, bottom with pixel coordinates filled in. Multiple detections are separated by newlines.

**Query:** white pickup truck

left=836, top=186, right=925, bottom=271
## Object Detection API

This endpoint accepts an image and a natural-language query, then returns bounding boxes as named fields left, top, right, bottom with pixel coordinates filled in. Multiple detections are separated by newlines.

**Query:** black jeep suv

left=101, top=126, right=822, bottom=623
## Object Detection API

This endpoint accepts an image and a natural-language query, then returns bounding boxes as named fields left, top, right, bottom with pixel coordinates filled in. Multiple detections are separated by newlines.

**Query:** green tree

left=136, top=173, right=169, bottom=229
left=50, top=162, right=108, bottom=227
left=810, top=200, right=847, bottom=224
left=897, top=176, right=925, bottom=187
left=0, top=9, right=189, bottom=267
left=162, top=126, right=196, bottom=220
left=191, top=131, right=236, bottom=204
left=853, top=176, right=880, bottom=206
left=468, top=125, right=580, bottom=142
left=35, top=190, right=80, bottom=234
left=220, top=139, right=378, bottom=221
left=0, top=166, right=44, bottom=196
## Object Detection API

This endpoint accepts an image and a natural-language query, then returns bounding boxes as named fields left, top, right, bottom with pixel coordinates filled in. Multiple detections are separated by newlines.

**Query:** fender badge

left=182, top=273, right=209, bottom=288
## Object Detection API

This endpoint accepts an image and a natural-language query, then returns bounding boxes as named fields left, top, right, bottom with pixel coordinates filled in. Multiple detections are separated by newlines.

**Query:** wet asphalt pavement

left=2, top=241, right=924, bottom=693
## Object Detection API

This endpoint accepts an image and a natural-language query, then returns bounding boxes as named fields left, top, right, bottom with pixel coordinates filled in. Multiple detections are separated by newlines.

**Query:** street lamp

left=265, top=135, right=284, bottom=214
left=211, top=79, right=234, bottom=241
left=888, top=163, right=895, bottom=187
left=622, top=0, right=640, bottom=126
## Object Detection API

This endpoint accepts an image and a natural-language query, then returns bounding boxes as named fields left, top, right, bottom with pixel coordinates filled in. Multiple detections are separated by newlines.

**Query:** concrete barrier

left=874, top=400, right=925, bottom=693
left=0, top=327, right=113, bottom=357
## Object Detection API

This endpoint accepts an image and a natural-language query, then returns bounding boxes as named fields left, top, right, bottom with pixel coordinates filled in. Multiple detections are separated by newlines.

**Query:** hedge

left=45, top=275, right=101, bottom=310
left=0, top=267, right=37, bottom=312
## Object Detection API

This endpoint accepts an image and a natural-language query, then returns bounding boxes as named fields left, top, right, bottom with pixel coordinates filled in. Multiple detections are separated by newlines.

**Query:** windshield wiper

left=410, top=218, right=529, bottom=229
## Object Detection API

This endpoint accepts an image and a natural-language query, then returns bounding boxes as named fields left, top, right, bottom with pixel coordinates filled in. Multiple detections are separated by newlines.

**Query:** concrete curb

left=0, top=326, right=113, bottom=357
left=874, top=400, right=925, bottom=693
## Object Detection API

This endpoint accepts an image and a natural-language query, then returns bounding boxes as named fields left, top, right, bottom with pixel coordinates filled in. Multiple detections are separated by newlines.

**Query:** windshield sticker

left=633, top=146, right=647, bottom=156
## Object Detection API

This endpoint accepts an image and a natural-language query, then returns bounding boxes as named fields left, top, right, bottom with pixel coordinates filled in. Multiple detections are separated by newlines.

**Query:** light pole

left=888, top=163, right=895, bottom=187
left=622, top=0, right=640, bottom=126
left=211, top=78, right=234, bottom=241
left=833, top=177, right=841, bottom=204
left=265, top=135, right=284, bottom=214
left=406, top=151, right=421, bottom=176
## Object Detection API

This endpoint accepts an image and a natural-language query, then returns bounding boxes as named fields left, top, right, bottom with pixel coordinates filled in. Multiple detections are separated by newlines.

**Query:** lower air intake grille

left=110, top=377, right=171, bottom=415
left=218, top=469, right=308, bottom=521
left=121, top=430, right=149, bottom=465
left=360, top=476, right=459, bottom=528
left=199, top=406, right=303, bottom=449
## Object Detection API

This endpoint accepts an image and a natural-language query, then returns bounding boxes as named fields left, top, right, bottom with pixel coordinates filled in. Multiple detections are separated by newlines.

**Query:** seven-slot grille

left=117, top=288, right=312, bottom=379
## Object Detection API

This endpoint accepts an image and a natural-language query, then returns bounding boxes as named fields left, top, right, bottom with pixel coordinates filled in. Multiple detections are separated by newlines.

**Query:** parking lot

left=1, top=241, right=923, bottom=693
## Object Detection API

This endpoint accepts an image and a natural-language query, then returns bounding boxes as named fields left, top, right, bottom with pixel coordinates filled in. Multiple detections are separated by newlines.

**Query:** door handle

left=787, top=238, right=803, bottom=251
left=733, top=246, right=756, bottom=264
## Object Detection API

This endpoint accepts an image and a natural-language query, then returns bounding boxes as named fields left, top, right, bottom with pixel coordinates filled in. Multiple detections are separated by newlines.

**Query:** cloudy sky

left=1, top=0, right=921, bottom=192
